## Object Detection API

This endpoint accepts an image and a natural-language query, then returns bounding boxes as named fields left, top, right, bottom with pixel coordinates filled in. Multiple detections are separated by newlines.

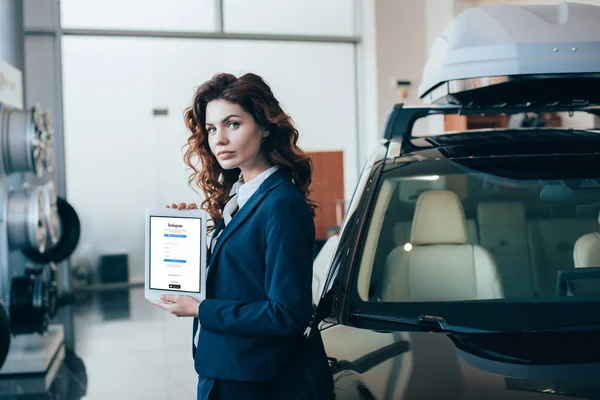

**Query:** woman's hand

left=158, top=202, right=200, bottom=317
left=151, top=294, right=201, bottom=317
left=166, top=202, right=198, bottom=210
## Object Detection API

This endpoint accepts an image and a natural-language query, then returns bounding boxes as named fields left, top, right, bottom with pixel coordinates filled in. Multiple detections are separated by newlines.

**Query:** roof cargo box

left=419, top=2, right=600, bottom=106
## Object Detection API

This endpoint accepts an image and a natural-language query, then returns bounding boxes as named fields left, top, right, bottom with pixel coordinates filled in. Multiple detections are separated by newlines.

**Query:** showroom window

left=59, top=1, right=361, bottom=283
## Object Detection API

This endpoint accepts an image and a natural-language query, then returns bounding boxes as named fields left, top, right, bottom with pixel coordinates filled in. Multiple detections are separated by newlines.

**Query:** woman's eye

left=228, top=122, right=239, bottom=129
left=207, top=127, right=216, bottom=134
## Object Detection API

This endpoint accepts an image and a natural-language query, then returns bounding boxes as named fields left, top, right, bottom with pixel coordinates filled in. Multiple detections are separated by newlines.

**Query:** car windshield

left=357, top=153, right=600, bottom=305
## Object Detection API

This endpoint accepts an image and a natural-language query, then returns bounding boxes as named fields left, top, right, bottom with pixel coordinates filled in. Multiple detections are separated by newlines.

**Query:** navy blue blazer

left=192, top=168, right=316, bottom=383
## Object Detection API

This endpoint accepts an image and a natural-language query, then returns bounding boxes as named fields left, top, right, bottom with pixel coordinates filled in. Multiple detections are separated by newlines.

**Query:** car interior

left=357, top=173, right=600, bottom=303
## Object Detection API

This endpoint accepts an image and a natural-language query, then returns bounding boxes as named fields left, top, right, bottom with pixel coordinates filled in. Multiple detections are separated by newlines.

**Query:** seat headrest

left=411, top=190, right=468, bottom=245
left=574, top=232, right=600, bottom=268
left=477, top=201, right=526, bottom=224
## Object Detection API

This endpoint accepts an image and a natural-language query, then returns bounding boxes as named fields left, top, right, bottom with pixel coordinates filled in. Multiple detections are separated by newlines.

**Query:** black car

left=311, top=102, right=600, bottom=399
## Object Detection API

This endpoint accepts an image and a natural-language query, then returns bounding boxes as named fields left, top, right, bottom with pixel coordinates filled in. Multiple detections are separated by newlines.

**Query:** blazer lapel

left=208, top=169, right=290, bottom=269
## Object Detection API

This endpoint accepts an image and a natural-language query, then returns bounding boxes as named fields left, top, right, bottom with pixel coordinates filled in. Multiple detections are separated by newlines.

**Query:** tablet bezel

left=144, top=207, right=208, bottom=303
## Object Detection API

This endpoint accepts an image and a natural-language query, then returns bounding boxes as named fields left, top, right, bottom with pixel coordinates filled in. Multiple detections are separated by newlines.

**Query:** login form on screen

left=149, top=216, right=201, bottom=293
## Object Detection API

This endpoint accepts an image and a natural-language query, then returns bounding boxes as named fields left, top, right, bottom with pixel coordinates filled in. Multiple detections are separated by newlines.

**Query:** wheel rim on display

left=35, top=187, right=48, bottom=252
left=23, top=196, right=81, bottom=264
left=41, top=110, right=54, bottom=172
left=3, top=105, right=46, bottom=177
left=7, top=187, right=49, bottom=254
left=43, top=182, right=60, bottom=247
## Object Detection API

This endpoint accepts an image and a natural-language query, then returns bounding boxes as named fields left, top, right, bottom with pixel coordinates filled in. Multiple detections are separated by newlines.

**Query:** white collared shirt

left=213, top=164, right=280, bottom=247
left=195, top=164, right=280, bottom=348
left=237, top=164, right=281, bottom=209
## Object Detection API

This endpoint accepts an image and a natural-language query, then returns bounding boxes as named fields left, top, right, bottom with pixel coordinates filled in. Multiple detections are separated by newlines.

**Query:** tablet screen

left=149, top=216, right=202, bottom=293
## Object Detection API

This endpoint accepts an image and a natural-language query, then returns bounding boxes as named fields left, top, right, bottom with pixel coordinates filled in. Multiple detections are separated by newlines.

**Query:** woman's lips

left=218, top=151, right=234, bottom=159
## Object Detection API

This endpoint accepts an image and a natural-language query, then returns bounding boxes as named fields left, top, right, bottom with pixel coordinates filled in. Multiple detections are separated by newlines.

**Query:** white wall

left=366, top=0, right=480, bottom=138
left=372, top=0, right=428, bottom=137
left=356, top=0, right=380, bottom=164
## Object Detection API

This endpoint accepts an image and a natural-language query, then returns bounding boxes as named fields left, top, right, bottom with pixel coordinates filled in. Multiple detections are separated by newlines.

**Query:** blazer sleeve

left=192, top=317, right=198, bottom=359
left=198, top=194, right=314, bottom=336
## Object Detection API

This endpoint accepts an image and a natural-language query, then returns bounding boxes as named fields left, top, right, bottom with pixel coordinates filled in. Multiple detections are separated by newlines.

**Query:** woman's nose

left=214, top=130, right=229, bottom=145
left=216, top=137, right=229, bottom=147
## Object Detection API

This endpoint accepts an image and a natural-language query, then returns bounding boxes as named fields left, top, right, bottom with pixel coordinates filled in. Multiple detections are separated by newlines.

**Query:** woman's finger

left=167, top=202, right=198, bottom=210
left=151, top=301, right=170, bottom=312
left=161, top=294, right=178, bottom=303
left=149, top=299, right=184, bottom=317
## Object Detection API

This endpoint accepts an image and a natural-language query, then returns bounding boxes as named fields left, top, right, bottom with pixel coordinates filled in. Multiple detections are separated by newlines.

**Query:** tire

left=24, top=196, right=81, bottom=264
left=0, top=304, right=10, bottom=370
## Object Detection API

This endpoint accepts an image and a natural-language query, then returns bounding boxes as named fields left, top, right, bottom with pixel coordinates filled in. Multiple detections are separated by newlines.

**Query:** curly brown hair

left=183, top=73, right=316, bottom=232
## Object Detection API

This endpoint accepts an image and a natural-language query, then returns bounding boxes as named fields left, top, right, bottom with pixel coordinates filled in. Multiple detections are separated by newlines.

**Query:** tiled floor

left=1, top=287, right=199, bottom=400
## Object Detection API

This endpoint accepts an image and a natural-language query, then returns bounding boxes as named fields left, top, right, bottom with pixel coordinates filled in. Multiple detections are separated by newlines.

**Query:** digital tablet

left=144, top=207, right=207, bottom=302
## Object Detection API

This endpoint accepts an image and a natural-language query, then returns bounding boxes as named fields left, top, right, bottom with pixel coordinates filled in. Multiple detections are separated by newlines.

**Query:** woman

left=152, top=73, right=333, bottom=399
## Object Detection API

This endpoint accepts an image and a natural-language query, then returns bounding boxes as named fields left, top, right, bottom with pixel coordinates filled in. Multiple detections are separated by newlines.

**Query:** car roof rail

left=382, top=102, right=600, bottom=142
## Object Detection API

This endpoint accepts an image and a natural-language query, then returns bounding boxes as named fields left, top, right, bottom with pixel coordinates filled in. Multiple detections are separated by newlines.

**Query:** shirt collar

left=237, top=165, right=280, bottom=209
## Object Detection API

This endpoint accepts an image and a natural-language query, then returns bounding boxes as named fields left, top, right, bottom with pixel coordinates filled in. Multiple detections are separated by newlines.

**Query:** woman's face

left=205, top=99, right=269, bottom=172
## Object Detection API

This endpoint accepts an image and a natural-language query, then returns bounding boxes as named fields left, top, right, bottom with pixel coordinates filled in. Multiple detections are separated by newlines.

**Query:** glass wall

left=60, top=0, right=217, bottom=31
left=222, top=0, right=356, bottom=36
left=60, top=0, right=358, bottom=36
left=60, top=1, right=359, bottom=282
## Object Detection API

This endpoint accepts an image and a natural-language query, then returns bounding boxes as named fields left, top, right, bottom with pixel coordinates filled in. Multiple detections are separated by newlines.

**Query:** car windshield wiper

left=523, top=322, right=600, bottom=332
left=351, top=312, right=496, bottom=334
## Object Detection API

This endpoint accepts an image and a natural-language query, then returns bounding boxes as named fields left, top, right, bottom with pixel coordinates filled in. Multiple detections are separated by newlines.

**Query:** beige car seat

left=381, top=190, right=504, bottom=302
